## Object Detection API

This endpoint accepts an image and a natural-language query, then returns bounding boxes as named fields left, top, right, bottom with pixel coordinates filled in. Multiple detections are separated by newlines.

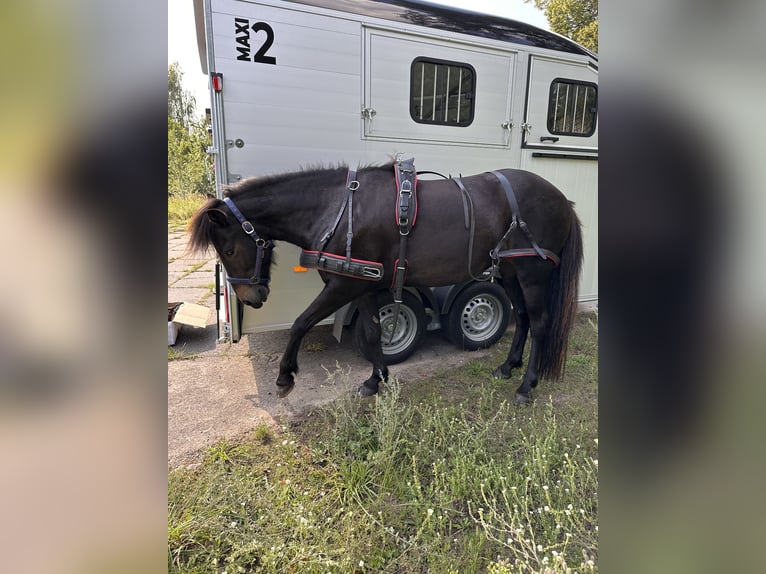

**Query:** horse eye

left=225, top=249, right=234, bottom=257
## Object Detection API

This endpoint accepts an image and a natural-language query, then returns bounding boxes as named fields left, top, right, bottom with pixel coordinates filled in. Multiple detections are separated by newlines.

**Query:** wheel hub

left=462, top=297, right=498, bottom=335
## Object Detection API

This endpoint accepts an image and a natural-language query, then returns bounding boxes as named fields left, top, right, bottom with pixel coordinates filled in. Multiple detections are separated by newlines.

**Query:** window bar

left=581, top=88, right=588, bottom=132
left=419, top=62, right=425, bottom=120
left=553, top=82, right=561, bottom=131
left=562, top=84, right=570, bottom=133
left=573, top=85, right=580, bottom=133
left=432, top=65, right=438, bottom=120
left=457, top=68, right=463, bottom=123
left=444, top=67, right=451, bottom=122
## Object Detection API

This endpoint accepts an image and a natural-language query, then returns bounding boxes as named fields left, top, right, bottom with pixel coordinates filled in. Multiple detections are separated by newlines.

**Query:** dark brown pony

left=188, top=163, right=583, bottom=404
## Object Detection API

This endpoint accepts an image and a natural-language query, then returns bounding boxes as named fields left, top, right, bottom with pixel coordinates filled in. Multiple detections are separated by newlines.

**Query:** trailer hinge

left=206, top=146, right=218, bottom=155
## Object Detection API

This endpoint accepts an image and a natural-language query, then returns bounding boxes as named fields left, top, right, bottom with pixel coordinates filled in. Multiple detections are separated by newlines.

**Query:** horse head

left=188, top=197, right=274, bottom=309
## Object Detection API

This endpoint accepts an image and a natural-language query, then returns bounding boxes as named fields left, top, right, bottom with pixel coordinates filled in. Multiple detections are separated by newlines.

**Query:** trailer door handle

left=540, top=136, right=560, bottom=143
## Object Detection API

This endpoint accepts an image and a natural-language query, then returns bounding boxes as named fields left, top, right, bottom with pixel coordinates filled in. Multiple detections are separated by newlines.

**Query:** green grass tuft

left=169, top=193, right=208, bottom=227
left=168, top=313, right=598, bottom=573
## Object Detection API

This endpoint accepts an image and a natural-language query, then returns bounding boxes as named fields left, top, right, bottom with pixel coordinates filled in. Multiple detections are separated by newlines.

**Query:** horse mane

left=187, top=162, right=395, bottom=254
left=186, top=197, right=223, bottom=254
left=223, top=162, right=394, bottom=198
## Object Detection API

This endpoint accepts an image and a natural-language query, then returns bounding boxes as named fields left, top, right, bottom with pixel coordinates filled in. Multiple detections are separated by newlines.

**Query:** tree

left=525, top=0, right=598, bottom=53
left=168, top=62, right=213, bottom=196
left=168, top=62, right=197, bottom=130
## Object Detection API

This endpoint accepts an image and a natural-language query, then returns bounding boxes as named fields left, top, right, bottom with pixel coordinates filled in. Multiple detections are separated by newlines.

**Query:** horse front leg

left=276, top=281, right=367, bottom=397
left=355, top=292, right=389, bottom=396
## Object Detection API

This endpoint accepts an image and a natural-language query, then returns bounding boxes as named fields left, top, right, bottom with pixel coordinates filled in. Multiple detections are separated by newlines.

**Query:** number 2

left=252, top=22, right=276, bottom=65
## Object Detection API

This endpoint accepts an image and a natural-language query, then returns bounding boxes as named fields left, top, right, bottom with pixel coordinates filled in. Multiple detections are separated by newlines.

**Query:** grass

left=169, top=192, right=208, bottom=227
left=168, top=346, right=198, bottom=361
left=168, top=313, right=598, bottom=573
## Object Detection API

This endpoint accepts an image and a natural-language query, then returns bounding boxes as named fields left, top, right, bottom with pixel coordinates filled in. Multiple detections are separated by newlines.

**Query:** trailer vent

left=410, top=58, right=475, bottom=127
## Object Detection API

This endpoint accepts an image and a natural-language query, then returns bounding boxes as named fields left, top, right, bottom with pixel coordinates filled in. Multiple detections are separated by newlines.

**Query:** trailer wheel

left=353, top=291, right=427, bottom=365
left=446, top=282, right=510, bottom=351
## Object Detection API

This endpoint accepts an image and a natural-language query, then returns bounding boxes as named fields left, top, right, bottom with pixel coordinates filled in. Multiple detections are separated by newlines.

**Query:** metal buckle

left=362, top=267, right=382, bottom=279
left=347, top=180, right=360, bottom=191
left=400, top=181, right=412, bottom=193
left=241, top=221, right=255, bottom=234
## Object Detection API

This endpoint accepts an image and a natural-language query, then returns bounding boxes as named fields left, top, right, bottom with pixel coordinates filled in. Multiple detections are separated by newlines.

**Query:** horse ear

left=206, top=208, right=229, bottom=226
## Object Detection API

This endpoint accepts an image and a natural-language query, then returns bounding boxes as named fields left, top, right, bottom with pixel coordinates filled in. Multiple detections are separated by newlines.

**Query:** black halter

left=222, top=197, right=273, bottom=286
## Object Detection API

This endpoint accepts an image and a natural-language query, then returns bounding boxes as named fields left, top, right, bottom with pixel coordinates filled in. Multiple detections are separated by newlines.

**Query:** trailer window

left=410, top=58, right=475, bottom=127
left=547, top=79, right=597, bottom=137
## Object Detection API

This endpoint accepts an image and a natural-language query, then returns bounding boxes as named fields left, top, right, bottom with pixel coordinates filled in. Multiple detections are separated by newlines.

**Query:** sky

left=168, top=0, right=549, bottom=117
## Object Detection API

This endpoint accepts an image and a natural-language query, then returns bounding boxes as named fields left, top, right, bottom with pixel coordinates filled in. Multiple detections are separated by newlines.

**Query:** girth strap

left=392, top=158, right=417, bottom=305
left=389, top=157, right=418, bottom=342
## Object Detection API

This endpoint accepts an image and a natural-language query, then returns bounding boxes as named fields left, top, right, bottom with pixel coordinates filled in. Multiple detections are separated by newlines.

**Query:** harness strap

left=394, top=157, right=417, bottom=232
left=452, top=177, right=471, bottom=230
left=300, top=250, right=383, bottom=281
left=389, top=157, right=418, bottom=341
left=498, top=247, right=560, bottom=267
left=345, top=168, right=358, bottom=270
left=452, top=176, right=494, bottom=283
left=318, top=167, right=359, bottom=269
left=489, top=171, right=548, bottom=261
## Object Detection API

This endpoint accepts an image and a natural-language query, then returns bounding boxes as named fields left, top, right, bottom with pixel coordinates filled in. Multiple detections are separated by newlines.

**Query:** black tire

left=446, top=282, right=511, bottom=351
left=353, top=290, right=427, bottom=365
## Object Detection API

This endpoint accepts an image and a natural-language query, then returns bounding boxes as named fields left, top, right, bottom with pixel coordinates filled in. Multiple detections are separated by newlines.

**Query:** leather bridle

left=222, top=197, right=274, bottom=286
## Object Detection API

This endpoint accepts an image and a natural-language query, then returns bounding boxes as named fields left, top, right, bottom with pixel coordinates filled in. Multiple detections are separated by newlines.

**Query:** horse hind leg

left=494, top=274, right=529, bottom=379
left=512, top=279, right=551, bottom=405
left=355, top=291, right=389, bottom=396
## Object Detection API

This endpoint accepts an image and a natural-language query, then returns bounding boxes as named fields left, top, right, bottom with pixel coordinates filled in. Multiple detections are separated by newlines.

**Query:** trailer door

left=522, top=55, right=598, bottom=153
left=521, top=54, right=598, bottom=300
left=364, top=28, right=517, bottom=149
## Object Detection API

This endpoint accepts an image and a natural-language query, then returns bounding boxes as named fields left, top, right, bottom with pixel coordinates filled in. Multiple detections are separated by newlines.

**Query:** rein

left=222, top=197, right=274, bottom=286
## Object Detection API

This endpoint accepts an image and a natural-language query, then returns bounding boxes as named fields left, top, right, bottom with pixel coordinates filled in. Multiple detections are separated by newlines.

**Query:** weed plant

left=169, top=192, right=208, bottom=228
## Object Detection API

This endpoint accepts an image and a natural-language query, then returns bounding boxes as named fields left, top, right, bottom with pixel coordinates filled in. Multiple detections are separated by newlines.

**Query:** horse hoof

left=513, top=392, right=531, bottom=406
left=276, top=383, right=295, bottom=398
left=493, top=366, right=511, bottom=379
left=276, top=373, right=295, bottom=398
left=358, top=384, right=378, bottom=397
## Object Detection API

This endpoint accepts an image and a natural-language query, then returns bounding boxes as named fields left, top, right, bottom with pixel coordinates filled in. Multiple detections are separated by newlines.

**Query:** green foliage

left=526, top=0, right=598, bottom=52
left=168, top=62, right=214, bottom=198
left=168, top=190, right=208, bottom=227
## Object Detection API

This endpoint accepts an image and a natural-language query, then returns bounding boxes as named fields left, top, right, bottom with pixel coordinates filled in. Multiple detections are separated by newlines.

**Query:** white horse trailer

left=193, top=0, right=597, bottom=359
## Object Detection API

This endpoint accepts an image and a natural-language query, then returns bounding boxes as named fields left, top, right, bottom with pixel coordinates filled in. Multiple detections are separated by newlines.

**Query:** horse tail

left=537, top=203, right=584, bottom=380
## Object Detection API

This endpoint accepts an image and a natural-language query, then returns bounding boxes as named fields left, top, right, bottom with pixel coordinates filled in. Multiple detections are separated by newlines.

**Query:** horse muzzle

left=233, top=284, right=269, bottom=309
